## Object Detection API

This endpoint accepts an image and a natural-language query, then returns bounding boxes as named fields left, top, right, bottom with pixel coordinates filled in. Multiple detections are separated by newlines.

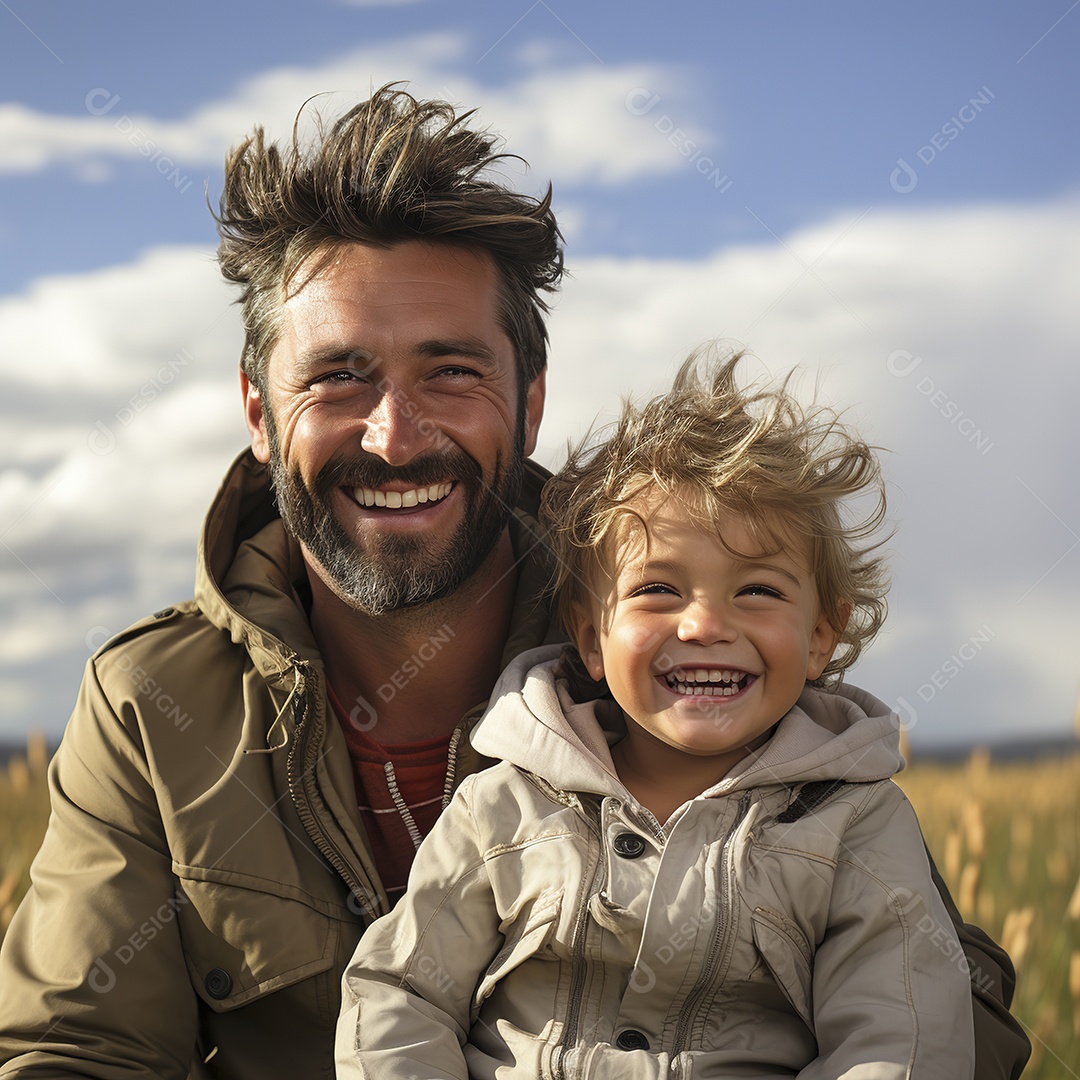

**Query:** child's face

left=572, top=499, right=841, bottom=766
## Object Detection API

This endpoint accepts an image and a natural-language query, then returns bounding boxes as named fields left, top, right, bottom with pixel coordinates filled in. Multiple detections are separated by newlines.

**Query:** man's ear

left=522, top=368, right=546, bottom=458
left=806, top=600, right=850, bottom=681
left=241, top=370, right=271, bottom=464
left=568, top=601, right=605, bottom=683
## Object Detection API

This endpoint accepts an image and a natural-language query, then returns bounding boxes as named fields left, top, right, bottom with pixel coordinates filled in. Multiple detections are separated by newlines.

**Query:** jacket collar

left=473, top=645, right=904, bottom=799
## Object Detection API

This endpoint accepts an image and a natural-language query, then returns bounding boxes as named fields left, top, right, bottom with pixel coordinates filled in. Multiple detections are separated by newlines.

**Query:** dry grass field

left=0, top=733, right=50, bottom=935
left=1, top=734, right=1077, bottom=1075
left=896, top=748, right=1080, bottom=1078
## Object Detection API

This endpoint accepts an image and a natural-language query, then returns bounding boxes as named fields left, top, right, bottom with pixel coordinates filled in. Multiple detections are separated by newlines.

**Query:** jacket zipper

left=549, top=815, right=606, bottom=1080
left=670, top=790, right=753, bottom=1057
left=286, top=676, right=381, bottom=923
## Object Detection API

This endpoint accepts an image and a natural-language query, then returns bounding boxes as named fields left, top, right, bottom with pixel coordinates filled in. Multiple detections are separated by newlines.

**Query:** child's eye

left=739, top=584, right=783, bottom=599
left=630, top=582, right=678, bottom=598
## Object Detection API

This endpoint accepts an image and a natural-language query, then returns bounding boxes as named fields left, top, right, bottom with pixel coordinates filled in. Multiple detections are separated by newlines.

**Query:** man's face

left=243, top=239, right=545, bottom=614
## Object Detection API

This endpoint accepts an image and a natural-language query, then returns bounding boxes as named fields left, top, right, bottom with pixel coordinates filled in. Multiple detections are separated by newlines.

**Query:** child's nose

left=676, top=599, right=736, bottom=645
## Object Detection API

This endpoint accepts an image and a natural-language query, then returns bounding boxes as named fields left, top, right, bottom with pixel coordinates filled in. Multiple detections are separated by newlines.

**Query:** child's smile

left=660, top=666, right=757, bottom=698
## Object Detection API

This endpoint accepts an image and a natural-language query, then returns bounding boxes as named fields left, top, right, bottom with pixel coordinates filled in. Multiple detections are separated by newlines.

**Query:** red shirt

left=327, top=684, right=452, bottom=906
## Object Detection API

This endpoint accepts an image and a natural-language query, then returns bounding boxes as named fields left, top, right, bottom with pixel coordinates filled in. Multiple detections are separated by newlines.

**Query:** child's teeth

left=664, top=669, right=750, bottom=697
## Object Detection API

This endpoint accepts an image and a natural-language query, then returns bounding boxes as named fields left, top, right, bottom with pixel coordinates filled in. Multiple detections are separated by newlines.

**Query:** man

left=0, top=86, right=1028, bottom=1079
left=0, top=86, right=561, bottom=1078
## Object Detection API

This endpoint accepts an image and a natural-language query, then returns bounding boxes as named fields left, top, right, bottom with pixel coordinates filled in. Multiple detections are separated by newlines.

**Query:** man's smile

left=350, top=482, right=454, bottom=509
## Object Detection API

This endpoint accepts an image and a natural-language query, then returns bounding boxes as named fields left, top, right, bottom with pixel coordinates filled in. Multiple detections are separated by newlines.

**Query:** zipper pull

left=244, top=665, right=304, bottom=755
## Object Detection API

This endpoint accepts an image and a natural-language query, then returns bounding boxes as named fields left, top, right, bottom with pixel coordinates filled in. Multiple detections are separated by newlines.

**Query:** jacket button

left=616, top=1029, right=650, bottom=1051
left=153, top=607, right=175, bottom=619
left=612, top=832, right=646, bottom=858
left=204, top=968, right=232, bottom=999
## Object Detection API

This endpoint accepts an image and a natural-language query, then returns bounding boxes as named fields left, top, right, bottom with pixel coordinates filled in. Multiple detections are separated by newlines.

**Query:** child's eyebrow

left=625, top=558, right=680, bottom=580
left=735, top=560, right=804, bottom=588
left=623, top=557, right=805, bottom=589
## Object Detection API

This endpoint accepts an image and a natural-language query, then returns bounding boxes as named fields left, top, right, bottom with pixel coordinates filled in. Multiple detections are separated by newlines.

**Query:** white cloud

left=0, top=104, right=122, bottom=172
left=0, top=35, right=708, bottom=190
left=539, top=197, right=1080, bottom=460
left=0, top=245, right=232, bottom=394
left=0, top=244, right=246, bottom=680
left=451, top=69, right=711, bottom=186
left=1, top=195, right=1077, bottom=744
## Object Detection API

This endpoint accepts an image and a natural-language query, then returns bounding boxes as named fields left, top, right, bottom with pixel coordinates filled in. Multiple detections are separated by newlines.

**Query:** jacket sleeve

left=0, top=658, right=199, bottom=1077
left=336, top=779, right=501, bottom=1080
left=798, top=784, right=976, bottom=1080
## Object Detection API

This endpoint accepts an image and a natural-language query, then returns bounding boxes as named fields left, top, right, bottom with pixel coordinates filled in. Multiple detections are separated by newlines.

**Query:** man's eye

left=315, top=370, right=361, bottom=385
left=434, top=365, right=482, bottom=381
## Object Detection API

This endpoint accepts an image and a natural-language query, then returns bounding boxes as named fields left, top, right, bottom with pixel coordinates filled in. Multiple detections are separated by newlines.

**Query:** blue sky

left=1, top=0, right=1078, bottom=747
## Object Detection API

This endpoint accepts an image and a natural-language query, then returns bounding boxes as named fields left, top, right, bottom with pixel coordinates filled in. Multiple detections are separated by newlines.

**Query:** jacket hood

left=472, top=644, right=904, bottom=799
left=193, top=449, right=558, bottom=683
left=194, top=450, right=319, bottom=681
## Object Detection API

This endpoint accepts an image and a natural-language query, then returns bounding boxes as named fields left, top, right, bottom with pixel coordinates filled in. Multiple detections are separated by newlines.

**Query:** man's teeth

left=353, top=482, right=452, bottom=509
left=664, top=669, right=752, bottom=697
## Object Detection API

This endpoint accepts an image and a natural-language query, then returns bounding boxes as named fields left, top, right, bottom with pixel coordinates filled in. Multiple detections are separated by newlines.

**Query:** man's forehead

left=274, top=239, right=508, bottom=355
left=285, top=239, right=499, bottom=300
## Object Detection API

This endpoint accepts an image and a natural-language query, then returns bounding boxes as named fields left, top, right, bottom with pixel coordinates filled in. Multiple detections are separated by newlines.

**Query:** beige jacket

left=0, top=450, right=559, bottom=1079
left=338, top=646, right=977, bottom=1079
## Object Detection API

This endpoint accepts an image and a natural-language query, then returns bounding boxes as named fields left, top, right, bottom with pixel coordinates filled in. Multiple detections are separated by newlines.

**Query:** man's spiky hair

left=215, top=83, right=563, bottom=389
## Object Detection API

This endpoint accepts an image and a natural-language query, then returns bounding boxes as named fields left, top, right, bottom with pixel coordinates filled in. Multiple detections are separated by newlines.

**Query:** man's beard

left=263, top=413, right=526, bottom=616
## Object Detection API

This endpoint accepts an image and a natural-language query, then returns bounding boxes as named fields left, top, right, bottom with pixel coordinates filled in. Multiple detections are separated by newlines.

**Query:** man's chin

left=285, top=459, right=520, bottom=615
left=309, top=541, right=487, bottom=615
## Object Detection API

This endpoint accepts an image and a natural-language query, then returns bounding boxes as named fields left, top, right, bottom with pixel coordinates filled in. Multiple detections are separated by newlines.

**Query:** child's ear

left=569, top=604, right=606, bottom=683
left=806, top=601, right=850, bottom=681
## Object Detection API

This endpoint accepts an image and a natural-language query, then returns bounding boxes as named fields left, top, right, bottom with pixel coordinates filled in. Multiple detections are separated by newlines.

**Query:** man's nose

left=677, top=598, right=737, bottom=645
left=359, top=386, right=436, bottom=465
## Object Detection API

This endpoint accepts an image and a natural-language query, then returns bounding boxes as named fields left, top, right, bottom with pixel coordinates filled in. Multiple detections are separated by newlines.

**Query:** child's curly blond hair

left=540, top=346, right=890, bottom=686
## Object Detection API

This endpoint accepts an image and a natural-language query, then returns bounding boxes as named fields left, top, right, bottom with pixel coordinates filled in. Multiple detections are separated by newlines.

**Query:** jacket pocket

left=751, top=906, right=814, bottom=1029
left=173, top=862, right=344, bottom=1012
left=474, top=888, right=562, bottom=1012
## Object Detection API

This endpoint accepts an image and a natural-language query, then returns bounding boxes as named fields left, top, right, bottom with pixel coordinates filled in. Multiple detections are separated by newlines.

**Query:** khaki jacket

left=0, top=450, right=559, bottom=1079
left=339, top=647, right=977, bottom=1079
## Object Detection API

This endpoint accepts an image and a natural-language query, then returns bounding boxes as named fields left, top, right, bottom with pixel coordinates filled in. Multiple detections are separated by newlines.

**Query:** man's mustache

left=312, top=447, right=482, bottom=500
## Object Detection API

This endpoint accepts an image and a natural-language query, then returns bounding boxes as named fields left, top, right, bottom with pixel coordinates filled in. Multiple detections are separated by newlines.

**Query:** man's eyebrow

left=295, top=339, right=500, bottom=370
left=415, top=338, right=499, bottom=367
left=295, top=346, right=377, bottom=371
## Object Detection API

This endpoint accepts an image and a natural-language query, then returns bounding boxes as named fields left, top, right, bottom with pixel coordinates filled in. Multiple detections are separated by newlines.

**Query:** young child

left=336, top=350, right=976, bottom=1079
